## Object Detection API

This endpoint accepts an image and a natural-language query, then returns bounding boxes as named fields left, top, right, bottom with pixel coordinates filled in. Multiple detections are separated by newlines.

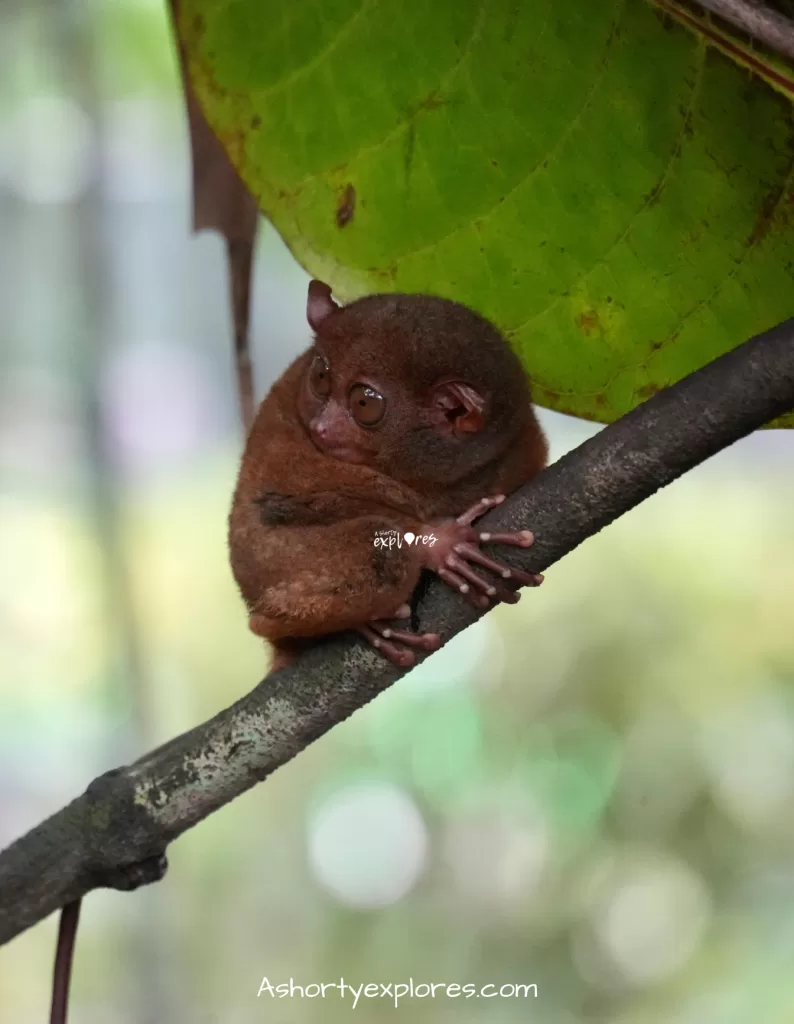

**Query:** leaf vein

left=291, top=0, right=490, bottom=190
left=387, top=0, right=629, bottom=269
left=511, top=36, right=707, bottom=336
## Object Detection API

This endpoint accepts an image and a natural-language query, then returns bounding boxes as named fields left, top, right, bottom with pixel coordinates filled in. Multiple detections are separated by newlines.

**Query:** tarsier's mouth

left=309, top=434, right=372, bottom=465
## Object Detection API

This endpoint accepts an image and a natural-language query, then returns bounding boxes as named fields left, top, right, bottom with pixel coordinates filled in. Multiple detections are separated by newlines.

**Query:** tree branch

left=1, top=319, right=793, bottom=945
left=692, top=0, right=794, bottom=61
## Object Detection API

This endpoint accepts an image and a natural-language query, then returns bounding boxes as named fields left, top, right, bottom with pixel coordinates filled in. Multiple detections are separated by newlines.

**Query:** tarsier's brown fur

left=229, top=282, right=548, bottom=668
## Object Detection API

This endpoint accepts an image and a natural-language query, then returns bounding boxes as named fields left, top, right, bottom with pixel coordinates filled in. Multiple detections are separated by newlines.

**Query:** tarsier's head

left=296, top=280, right=532, bottom=488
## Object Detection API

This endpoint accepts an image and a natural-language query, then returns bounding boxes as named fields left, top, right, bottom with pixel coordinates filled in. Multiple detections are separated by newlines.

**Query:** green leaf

left=177, top=0, right=794, bottom=427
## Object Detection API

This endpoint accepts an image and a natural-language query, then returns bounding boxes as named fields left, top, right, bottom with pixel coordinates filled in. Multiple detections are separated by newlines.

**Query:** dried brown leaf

left=168, top=0, right=259, bottom=432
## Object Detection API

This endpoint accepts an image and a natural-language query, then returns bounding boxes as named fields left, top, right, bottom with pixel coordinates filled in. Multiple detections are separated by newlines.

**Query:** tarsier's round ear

left=307, top=280, right=340, bottom=330
left=430, top=380, right=487, bottom=436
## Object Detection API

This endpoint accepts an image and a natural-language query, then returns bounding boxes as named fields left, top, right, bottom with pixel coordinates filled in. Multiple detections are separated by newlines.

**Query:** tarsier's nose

left=310, top=417, right=330, bottom=441
left=310, top=403, right=349, bottom=445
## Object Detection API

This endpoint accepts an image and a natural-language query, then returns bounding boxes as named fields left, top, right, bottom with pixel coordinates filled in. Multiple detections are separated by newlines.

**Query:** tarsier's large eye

left=309, top=355, right=331, bottom=398
left=349, top=383, right=386, bottom=426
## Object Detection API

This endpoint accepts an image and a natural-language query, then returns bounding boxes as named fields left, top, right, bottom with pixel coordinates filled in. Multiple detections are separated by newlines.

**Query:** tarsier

left=228, top=280, right=549, bottom=668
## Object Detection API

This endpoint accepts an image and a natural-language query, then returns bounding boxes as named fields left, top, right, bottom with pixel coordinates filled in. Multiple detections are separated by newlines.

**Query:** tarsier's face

left=296, top=340, right=489, bottom=471
left=296, top=345, right=391, bottom=466
left=295, top=280, right=494, bottom=480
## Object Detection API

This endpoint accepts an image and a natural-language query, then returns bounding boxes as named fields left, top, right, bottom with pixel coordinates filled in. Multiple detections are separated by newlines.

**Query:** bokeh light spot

left=307, top=782, right=428, bottom=908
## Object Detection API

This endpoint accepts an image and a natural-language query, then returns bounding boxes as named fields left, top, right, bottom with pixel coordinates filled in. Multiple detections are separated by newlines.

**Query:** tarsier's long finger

left=445, top=554, right=498, bottom=596
left=447, top=554, right=524, bottom=605
left=479, top=529, right=535, bottom=548
left=439, top=567, right=490, bottom=609
left=488, top=580, right=523, bottom=604
left=357, top=625, right=416, bottom=667
left=454, top=542, right=543, bottom=587
left=456, top=494, right=506, bottom=526
left=369, top=623, right=441, bottom=650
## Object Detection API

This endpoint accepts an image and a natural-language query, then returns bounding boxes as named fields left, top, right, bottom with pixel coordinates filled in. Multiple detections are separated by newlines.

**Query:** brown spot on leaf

left=372, top=264, right=398, bottom=282
left=637, top=383, right=660, bottom=400
left=782, top=189, right=794, bottom=229
left=748, top=182, right=783, bottom=245
left=336, top=183, right=356, bottom=228
left=576, top=309, right=601, bottom=335
left=251, top=115, right=262, bottom=129
left=418, top=90, right=446, bottom=113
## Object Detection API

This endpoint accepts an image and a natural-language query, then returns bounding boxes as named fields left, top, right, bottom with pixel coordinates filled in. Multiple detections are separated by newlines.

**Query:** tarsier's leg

left=243, top=518, right=440, bottom=667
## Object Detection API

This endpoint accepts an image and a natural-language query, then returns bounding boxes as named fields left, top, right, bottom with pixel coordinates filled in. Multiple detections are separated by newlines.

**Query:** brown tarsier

left=228, top=280, right=549, bottom=668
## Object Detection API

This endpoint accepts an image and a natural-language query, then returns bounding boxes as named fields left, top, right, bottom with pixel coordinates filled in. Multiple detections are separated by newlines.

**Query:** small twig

left=692, top=0, right=794, bottom=60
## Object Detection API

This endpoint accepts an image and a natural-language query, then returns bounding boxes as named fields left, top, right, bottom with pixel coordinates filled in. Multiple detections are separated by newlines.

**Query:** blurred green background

left=1, top=1, right=794, bottom=1022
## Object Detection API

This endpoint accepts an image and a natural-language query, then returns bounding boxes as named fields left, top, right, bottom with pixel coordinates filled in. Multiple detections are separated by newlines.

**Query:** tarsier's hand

left=357, top=496, right=541, bottom=668
left=423, top=495, right=543, bottom=610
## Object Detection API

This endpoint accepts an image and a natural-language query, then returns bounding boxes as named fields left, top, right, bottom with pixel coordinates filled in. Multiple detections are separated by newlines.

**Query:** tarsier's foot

left=427, top=494, right=543, bottom=610
left=357, top=604, right=440, bottom=668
